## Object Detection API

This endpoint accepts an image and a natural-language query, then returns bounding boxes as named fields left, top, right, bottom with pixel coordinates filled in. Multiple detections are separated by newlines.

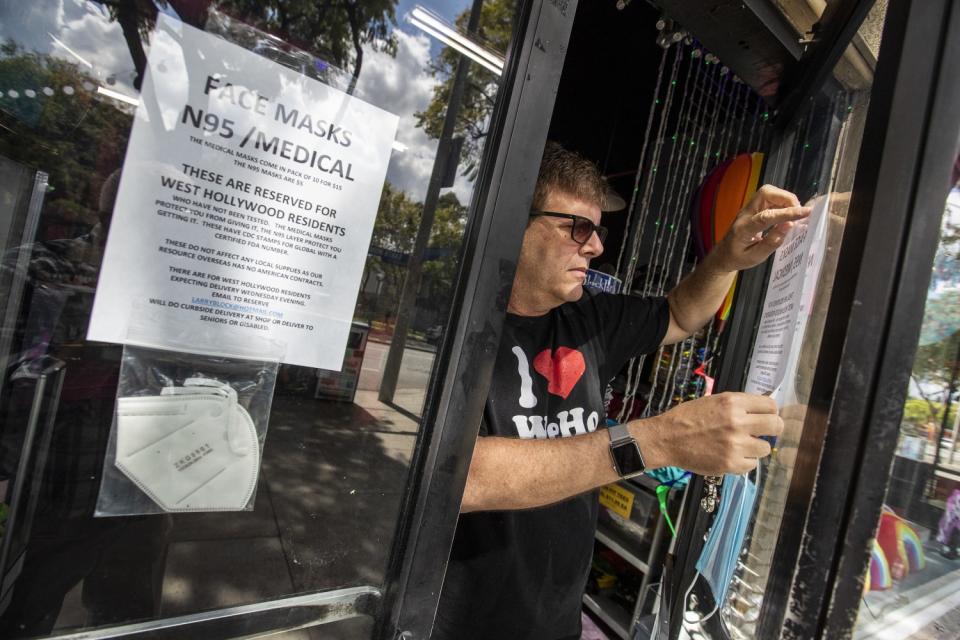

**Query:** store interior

left=544, top=2, right=774, bottom=637
left=541, top=2, right=960, bottom=640
left=2, top=1, right=958, bottom=639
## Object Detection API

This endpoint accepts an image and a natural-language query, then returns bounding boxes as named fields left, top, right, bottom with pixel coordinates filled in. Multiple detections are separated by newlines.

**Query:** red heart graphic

left=533, top=347, right=586, bottom=399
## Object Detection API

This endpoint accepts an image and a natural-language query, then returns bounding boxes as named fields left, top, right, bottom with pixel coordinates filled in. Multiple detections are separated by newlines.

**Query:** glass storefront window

left=710, top=8, right=888, bottom=637
left=850, top=156, right=960, bottom=639
left=0, top=0, right=516, bottom=636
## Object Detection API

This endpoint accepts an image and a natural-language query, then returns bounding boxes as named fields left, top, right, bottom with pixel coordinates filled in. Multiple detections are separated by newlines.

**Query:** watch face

left=612, top=441, right=645, bottom=476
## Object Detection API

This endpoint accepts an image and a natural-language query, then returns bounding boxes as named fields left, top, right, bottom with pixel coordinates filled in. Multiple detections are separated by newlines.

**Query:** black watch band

left=607, top=423, right=646, bottom=479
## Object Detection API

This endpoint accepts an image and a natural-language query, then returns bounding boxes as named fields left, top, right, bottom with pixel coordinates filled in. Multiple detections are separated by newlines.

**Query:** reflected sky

left=0, top=0, right=490, bottom=203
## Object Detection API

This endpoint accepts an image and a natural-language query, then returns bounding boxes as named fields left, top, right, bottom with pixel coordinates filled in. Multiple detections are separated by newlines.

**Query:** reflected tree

left=911, top=201, right=960, bottom=427
left=215, top=0, right=399, bottom=90
left=0, top=42, right=133, bottom=234
left=366, top=183, right=421, bottom=309
left=415, top=0, right=514, bottom=177
left=903, top=398, right=957, bottom=432
left=90, top=0, right=168, bottom=90
left=361, top=185, right=466, bottom=326
left=86, top=1, right=399, bottom=91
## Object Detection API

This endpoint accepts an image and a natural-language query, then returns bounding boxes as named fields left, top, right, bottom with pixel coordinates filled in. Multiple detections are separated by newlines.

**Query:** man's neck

left=506, top=289, right=556, bottom=317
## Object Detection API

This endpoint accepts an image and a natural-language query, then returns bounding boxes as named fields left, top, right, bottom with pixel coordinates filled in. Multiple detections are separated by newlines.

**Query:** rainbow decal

left=898, top=519, right=926, bottom=572
left=869, top=538, right=892, bottom=591
left=688, top=153, right=765, bottom=327
left=877, top=506, right=926, bottom=580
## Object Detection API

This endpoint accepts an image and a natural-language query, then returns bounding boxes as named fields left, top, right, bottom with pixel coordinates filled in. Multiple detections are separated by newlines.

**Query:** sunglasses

left=529, top=210, right=608, bottom=246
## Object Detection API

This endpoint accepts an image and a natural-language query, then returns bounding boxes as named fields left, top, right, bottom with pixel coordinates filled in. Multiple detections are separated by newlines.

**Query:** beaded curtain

left=613, top=26, right=770, bottom=423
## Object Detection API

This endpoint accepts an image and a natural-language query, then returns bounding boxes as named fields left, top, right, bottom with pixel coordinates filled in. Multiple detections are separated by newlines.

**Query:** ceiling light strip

left=410, top=6, right=504, bottom=72
left=409, top=16, right=503, bottom=75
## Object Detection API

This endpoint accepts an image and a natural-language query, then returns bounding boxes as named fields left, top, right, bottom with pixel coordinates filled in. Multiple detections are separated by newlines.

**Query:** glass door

left=0, top=1, right=572, bottom=638
left=663, top=1, right=960, bottom=638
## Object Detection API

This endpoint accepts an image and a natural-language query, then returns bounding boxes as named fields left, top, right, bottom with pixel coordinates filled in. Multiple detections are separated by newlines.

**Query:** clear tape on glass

left=95, top=303, right=285, bottom=516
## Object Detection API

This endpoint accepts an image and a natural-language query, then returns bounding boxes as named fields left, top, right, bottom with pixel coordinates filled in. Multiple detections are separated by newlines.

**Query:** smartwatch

left=607, top=423, right=646, bottom=479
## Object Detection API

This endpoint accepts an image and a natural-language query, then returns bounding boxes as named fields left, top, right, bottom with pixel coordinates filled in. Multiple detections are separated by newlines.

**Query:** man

left=432, top=142, right=809, bottom=639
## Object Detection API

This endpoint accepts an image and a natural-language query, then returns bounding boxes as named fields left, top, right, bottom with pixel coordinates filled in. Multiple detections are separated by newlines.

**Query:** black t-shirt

left=433, top=289, right=670, bottom=640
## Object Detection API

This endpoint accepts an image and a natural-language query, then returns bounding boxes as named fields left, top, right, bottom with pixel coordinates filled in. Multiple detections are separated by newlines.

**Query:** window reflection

left=852, top=162, right=960, bottom=638
left=721, top=74, right=878, bottom=640
left=0, top=0, right=515, bottom=635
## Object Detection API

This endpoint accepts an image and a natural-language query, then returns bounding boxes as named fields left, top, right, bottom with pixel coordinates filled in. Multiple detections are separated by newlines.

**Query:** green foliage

left=421, top=191, right=468, bottom=303
left=361, top=185, right=466, bottom=322
left=903, top=397, right=957, bottom=429
left=216, top=0, right=399, bottom=81
left=414, top=0, right=516, bottom=177
left=0, top=43, right=133, bottom=230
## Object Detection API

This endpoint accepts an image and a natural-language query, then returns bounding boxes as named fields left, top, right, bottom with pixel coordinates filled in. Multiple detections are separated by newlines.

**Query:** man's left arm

left=662, top=185, right=810, bottom=345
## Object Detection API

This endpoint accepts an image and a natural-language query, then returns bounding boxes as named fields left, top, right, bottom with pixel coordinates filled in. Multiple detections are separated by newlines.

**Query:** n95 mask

left=114, top=378, right=259, bottom=512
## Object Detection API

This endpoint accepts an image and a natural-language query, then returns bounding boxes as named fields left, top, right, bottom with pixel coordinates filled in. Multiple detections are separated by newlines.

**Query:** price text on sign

left=599, top=484, right=635, bottom=520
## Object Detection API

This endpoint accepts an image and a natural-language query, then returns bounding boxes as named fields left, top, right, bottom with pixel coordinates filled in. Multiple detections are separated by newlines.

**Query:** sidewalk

left=855, top=556, right=960, bottom=639
left=52, top=375, right=424, bottom=638
left=164, top=390, right=420, bottom=637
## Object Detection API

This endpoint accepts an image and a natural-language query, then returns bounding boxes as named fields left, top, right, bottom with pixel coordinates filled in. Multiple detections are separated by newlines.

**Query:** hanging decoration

left=612, top=18, right=771, bottom=424
left=686, top=151, right=765, bottom=327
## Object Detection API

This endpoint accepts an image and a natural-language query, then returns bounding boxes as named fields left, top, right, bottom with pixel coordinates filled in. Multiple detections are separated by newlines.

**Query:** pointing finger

left=749, top=184, right=803, bottom=211
left=741, top=205, right=811, bottom=238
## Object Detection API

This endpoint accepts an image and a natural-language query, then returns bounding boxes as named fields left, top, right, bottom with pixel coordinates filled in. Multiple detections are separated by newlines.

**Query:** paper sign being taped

left=744, top=194, right=829, bottom=405
left=87, top=14, right=399, bottom=371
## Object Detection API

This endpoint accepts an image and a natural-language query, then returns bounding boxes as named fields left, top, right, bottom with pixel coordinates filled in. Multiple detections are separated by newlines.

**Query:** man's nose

left=581, top=230, right=604, bottom=258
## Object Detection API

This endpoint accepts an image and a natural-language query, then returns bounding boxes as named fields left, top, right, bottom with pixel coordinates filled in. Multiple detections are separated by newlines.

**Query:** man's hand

left=461, top=392, right=784, bottom=512
left=711, top=184, right=811, bottom=272
left=632, top=392, right=783, bottom=475
left=662, top=185, right=809, bottom=345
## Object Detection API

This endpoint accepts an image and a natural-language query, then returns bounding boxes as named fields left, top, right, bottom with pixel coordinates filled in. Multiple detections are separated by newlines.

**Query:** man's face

left=512, top=189, right=604, bottom=313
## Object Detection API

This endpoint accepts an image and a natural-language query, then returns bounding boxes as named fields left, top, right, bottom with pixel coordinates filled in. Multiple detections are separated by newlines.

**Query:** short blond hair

left=532, top=141, right=607, bottom=210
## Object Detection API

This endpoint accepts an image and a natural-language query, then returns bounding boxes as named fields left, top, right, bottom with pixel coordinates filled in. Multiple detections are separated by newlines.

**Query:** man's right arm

left=460, top=392, right=781, bottom=513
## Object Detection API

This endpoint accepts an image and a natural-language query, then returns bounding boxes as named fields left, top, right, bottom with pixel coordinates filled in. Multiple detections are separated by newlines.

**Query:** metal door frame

left=375, top=0, right=578, bottom=637
left=34, top=1, right=578, bottom=638
left=664, top=1, right=876, bottom=635
left=767, top=1, right=960, bottom=637
left=667, top=0, right=960, bottom=638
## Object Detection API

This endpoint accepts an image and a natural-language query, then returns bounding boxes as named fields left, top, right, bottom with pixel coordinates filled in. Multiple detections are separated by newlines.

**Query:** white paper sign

left=88, top=15, right=399, bottom=370
left=744, top=195, right=829, bottom=401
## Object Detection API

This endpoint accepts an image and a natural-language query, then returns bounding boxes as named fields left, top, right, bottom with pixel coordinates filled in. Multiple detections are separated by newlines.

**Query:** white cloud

left=57, top=3, right=140, bottom=96
left=353, top=29, right=439, bottom=203
left=0, top=5, right=479, bottom=206
left=0, top=0, right=139, bottom=98
left=354, top=28, right=476, bottom=205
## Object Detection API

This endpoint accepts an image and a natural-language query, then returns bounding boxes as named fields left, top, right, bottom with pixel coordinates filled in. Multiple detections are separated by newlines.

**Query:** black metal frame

left=375, top=1, right=578, bottom=638
left=768, top=1, right=960, bottom=637
left=820, top=6, right=960, bottom=635
left=772, top=0, right=877, bottom=127
left=664, top=5, right=861, bottom=634
left=745, top=91, right=849, bottom=639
